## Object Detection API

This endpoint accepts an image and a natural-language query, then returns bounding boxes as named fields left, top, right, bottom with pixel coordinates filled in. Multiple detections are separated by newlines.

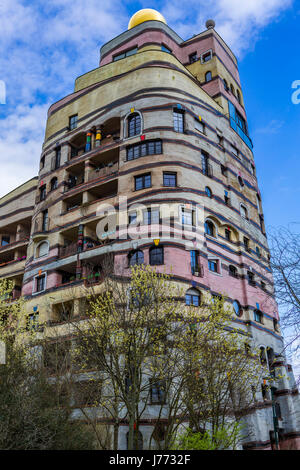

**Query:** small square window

left=208, top=259, right=218, bottom=273
left=201, top=51, right=212, bottom=63
left=163, top=172, right=177, bottom=187
left=135, top=173, right=151, bottom=191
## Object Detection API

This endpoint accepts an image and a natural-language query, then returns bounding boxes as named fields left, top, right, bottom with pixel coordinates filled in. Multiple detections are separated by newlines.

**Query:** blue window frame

left=135, top=173, right=151, bottom=190
left=208, top=259, right=218, bottom=273
left=228, top=100, right=253, bottom=149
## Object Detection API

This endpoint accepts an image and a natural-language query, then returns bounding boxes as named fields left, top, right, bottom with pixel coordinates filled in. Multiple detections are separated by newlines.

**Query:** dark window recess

left=225, top=228, right=231, bottom=241
left=208, top=259, right=218, bottom=273
left=189, top=52, right=197, bottom=63
left=204, top=220, right=215, bottom=236
left=127, top=113, right=141, bottom=137
left=1, top=236, right=10, bottom=246
left=149, top=246, right=164, bottom=265
left=247, top=271, right=256, bottom=286
left=50, top=177, right=58, bottom=191
left=201, top=152, right=212, bottom=177
left=223, top=79, right=229, bottom=91
left=69, top=114, right=78, bottom=130
left=42, top=210, right=48, bottom=231
left=254, top=309, right=262, bottom=323
left=128, top=212, right=137, bottom=225
left=55, top=147, right=61, bottom=169
left=205, top=71, right=212, bottom=82
left=40, top=185, right=46, bottom=201
left=202, top=51, right=212, bottom=62
left=150, top=380, right=166, bottom=404
left=161, top=45, right=171, bottom=53
left=36, top=274, right=46, bottom=292
left=173, top=109, right=184, bottom=133
left=224, top=192, right=230, bottom=206
left=127, top=140, right=162, bottom=160
left=113, top=47, right=138, bottom=61
left=40, top=156, right=45, bottom=169
left=135, top=173, right=151, bottom=190
left=221, top=165, right=227, bottom=175
left=163, top=172, right=177, bottom=187
left=244, top=237, right=250, bottom=252
left=229, top=265, right=238, bottom=278
left=205, top=186, right=212, bottom=198
left=129, top=250, right=144, bottom=266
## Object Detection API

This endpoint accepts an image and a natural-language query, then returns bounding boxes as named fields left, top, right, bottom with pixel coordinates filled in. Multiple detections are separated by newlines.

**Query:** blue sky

left=0, top=0, right=299, bottom=236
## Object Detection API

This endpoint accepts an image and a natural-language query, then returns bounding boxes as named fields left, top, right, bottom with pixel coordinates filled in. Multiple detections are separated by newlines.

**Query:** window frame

left=69, top=114, right=78, bottom=130
left=149, top=246, right=164, bottom=266
left=134, top=173, right=151, bottom=191
left=173, top=108, right=184, bottom=133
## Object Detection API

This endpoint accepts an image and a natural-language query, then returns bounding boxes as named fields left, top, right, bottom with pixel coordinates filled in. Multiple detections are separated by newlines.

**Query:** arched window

left=185, top=288, right=200, bottom=306
left=205, top=186, right=212, bottom=198
left=50, top=177, right=58, bottom=191
left=149, top=246, right=164, bottom=266
left=129, top=250, right=144, bottom=266
left=35, top=241, right=49, bottom=259
left=230, top=84, right=235, bottom=95
left=233, top=300, right=242, bottom=316
left=126, top=430, right=143, bottom=450
left=205, top=71, right=212, bottom=82
left=229, top=265, right=238, bottom=278
left=223, top=79, right=229, bottom=91
left=237, top=89, right=241, bottom=104
left=204, top=220, right=215, bottom=237
left=127, top=113, right=141, bottom=138
left=267, top=347, right=275, bottom=370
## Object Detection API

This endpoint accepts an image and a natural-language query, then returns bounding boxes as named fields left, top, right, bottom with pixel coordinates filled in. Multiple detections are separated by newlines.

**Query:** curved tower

left=17, top=10, right=300, bottom=449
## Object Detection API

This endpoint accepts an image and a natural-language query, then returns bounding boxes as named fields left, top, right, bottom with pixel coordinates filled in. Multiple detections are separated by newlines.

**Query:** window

left=224, top=191, right=230, bottom=206
left=128, top=211, right=137, bottom=225
left=231, top=145, right=239, bottom=157
left=185, top=288, right=200, bottom=306
left=204, top=220, right=215, bottom=237
left=237, top=89, right=241, bottom=104
left=224, top=228, right=231, bottom=241
left=223, top=79, right=229, bottom=91
left=236, top=110, right=247, bottom=134
left=36, top=241, right=49, bottom=259
left=129, top=250, right=144, bottom=266
left=181, top=207, right=195, bottom=226
left=113, top=47, right=138, bottom=61
left=27, top=313, right=39, bottom=331
left=233, top=300, right=241, bottom=317
left=228, top=100, right=252, bottom=149
left=201, top=152, right=212, bottom=177
left=208, top=259, right=218, bottom=273
left=229, top=265, right=238, bottom=278
left=230, top=84, right=235, bottom=95
left=256, top=246, right=261, bottom=258
left=50, top=177, right=58, bottom=191
left=240, top=205, right=248, bottom=219
left=149, top=246, right=164, bottom=266
left=69, top=114, right=78, bottom=130
left=221, top=164, right=227, bottom=175
left=161, top=44, right=171, bottom=53
left=163, top=172, right=177, bottom=187
left=55, top=147, right=61, bottom=169
left=1, top=236, right=10, bottom=246
left=205, top=71, right=212, bottom=82
left=247, top=271, right=255, bottom=286
left=36, top=274, right=46, bottom=293
left=143, top=208, right=159, bottom=225
left=201, top=50, right=212, bottom=63
left=261, top=281, right=266, bottom=291
left=150, top=379, right=166, bottom=404
left=273, top=319, right=279, bottom=332
left=218, top=135, right=224, bottom=147
left=254, top=309, right=262, bottom=323
left=135, top=173, right=151, bottom=191
left=39, top=185, right=46, bottom=201
left=243, top=237, right=250, bottom=252
left=195, top=118, right=205, bottom=133
left=40, top=156, right=45, bottom=169
left=42, top=210, right=48, bottom=231
left=189, top=52, right=197, bottom=63
left=126, top=140, right=162, bottom=160
left=127, top=113, right=141, bottom=137
left=205, top=186, right=212, bottom=198
left=238, top=175, right=244, bottom=187
left=173, top=108, right=184, bottom=133
left=190, top=250, right=201, bottom=275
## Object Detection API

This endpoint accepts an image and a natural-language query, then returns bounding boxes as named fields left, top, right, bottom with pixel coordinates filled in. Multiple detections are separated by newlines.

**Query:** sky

left=0, top=0, right=299, bottom=369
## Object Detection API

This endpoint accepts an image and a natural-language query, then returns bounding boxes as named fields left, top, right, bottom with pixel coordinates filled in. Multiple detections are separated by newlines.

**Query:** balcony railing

left=59, top=242, right=78, bottom=258
left=63, top=175, right=85, bottom=193
left=88, top=161, right=119, bottom=182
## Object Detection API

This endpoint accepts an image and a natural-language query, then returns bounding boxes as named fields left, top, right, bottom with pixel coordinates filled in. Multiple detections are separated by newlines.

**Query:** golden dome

left=128, top=9, right=167, bottom=30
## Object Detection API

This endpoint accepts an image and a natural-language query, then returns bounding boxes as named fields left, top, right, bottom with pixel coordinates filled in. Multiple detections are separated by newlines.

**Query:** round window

left=205, top=186, right=212, bottom=198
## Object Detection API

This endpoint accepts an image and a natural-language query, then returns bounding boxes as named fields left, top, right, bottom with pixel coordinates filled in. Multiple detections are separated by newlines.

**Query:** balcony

left=88, top=161, right=119, bottom=182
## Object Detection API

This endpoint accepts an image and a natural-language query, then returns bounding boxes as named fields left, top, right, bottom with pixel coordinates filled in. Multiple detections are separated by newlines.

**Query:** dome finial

left=128, top=9, right=167, bottom=30
left=206, top=19, right=215, bottom=29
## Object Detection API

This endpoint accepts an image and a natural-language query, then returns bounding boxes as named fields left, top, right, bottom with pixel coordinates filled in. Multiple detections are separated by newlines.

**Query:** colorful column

left=85, top=131, right=92, bottom=152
